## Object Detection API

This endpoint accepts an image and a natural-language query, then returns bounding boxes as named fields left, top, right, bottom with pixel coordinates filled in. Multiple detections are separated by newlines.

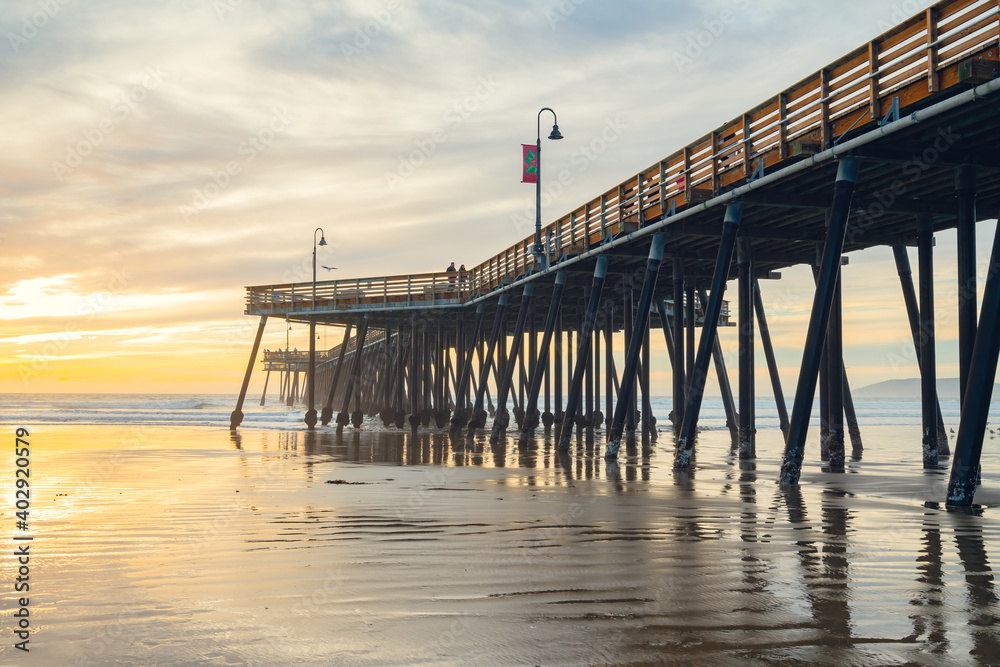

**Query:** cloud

left=1, top=0, right=985, bottom=394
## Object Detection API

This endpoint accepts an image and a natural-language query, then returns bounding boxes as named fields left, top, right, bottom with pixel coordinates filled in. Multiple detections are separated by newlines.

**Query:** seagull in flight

left=321, top=266, right=338, bottom=271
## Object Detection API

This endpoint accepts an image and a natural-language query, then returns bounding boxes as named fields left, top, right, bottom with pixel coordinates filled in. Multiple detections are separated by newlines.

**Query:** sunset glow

left=1, top=0, right=996, bottom=395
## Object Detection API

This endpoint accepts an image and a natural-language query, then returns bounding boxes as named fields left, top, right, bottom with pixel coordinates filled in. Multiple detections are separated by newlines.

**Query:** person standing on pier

left=447, top=261, right=457, bottom=285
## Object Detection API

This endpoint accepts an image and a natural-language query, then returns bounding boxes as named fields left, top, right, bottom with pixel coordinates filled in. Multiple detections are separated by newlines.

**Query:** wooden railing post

left=600, top=194, right=607, bottom=240
left=682, top=146, right=691, bottom=195
left=711, top=131, right=720, bottom=193
left=820, top=68, right=832, bottom=148
left=637, top=173, right=645, bottom=226
left=778, top=93, right=789, bottom=159
left=617, top=183, right=626, bottom=234
left=926, top=7, right=939, bottom=92
left=742, top=113, right=753, bottom=179
left=658, top=162, right=666, bottom=220
left=868, top=41, right=880, bottom=120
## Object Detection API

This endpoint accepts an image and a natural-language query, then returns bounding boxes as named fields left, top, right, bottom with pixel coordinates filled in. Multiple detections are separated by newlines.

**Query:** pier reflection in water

left=213, top=425, right=1000, bottom=664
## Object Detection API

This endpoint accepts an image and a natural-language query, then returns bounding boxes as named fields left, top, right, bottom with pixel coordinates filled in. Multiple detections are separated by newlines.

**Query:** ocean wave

left=2, top=393, right=1000, bottom=430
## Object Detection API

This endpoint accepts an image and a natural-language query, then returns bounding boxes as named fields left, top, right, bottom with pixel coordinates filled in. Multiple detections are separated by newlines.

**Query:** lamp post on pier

left=306, top=227, right=327, bottom=429
left=532, top=108, right=563, bottom=268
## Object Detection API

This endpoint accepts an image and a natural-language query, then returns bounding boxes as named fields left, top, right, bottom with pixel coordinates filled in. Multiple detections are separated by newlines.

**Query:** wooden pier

left=233, top=0, right=1000, bottom=507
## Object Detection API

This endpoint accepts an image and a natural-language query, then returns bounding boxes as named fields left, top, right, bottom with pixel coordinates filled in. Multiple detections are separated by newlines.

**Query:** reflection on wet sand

left=779, top=486, right=855, bottom=650
left=35, top=423, right=996, bottom=664
left=910, top=513, right=948, bottom=654
left=955, top=518, right=1000, bottom=660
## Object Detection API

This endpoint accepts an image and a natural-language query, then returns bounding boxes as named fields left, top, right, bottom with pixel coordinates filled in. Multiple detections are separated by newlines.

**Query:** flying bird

left=322, top=266, right=338, bottom=271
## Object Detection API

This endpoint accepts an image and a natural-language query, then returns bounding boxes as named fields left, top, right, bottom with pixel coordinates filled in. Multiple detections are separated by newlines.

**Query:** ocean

left=4, top=392, right=999, bottom=431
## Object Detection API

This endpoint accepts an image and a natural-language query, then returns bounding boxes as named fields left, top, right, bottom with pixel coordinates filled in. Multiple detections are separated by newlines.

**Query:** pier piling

left=230, top=315, right=267, bottom=430
left=754, top=277, right=788, bottom=438
left=337, top=314, right=369, bottom=434
left=520, top=271, right=567, bottom=446
left=558, top=255, right=608, bottom=450
left=672, top=258, right=685, bottom=433
left=918, top=213, right=940, bottom=468
left=675, top=203, right=742, bottom=468
left=491, top=284, right=533, bottom=444
left=780, top=158, right=861, bottom=486
left=469, top=293, right=509, bottom=434
left=948, top=206, right=1000, bottom=506
left=606, top=233, right=666, bottom=459
left=737, top=233, right=756, bottom=459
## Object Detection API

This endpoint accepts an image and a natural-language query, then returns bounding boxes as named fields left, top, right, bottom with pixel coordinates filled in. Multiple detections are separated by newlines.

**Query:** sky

left=0, top=0, right=995, bottom=397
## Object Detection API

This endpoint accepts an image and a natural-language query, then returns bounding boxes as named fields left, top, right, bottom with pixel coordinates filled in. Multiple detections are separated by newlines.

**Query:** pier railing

left=263, top=349, right=335, bottom=363
left=470, top=0, right=998, bottom=289
left=246, top=0, right=997, bottom=316
left=246, top=271, right=473, bottom=314
left=247, top=271, right=732, bottom=322
left=262, top=329, right=387, bottom=367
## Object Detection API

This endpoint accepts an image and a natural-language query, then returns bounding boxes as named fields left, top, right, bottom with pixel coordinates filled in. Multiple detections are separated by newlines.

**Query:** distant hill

left=855, top=378, right=1000, bottom=400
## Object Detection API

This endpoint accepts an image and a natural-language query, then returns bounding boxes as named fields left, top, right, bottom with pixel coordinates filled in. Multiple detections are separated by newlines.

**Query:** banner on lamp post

left=522, top=144, right=538, bottom=184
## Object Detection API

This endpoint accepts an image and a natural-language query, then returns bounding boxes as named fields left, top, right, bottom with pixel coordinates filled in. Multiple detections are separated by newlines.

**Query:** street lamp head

left=318, top=235, right=327, bottom=246
left=548, top=124, right=563, bottom=141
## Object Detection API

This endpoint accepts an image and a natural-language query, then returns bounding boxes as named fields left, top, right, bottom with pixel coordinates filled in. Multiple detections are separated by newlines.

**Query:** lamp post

left=306, top=227, right=327, bottom=429
left=534, top=108, right=563, bottom=267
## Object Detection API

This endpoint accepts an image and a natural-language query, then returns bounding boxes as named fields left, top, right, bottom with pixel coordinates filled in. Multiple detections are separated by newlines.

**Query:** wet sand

left=5, top=423, right=1000, bottom=665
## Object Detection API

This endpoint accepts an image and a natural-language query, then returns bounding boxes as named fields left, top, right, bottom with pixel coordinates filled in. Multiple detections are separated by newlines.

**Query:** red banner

left=522, top=144, right=538, bottom=183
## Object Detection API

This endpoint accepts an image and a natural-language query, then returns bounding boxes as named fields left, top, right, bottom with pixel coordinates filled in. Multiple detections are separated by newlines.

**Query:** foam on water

left=0, top=393, right=304, bottom=429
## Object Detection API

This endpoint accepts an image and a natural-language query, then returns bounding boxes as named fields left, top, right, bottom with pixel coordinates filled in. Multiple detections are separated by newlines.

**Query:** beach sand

left=3, top=423, right=1000, bottom=665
